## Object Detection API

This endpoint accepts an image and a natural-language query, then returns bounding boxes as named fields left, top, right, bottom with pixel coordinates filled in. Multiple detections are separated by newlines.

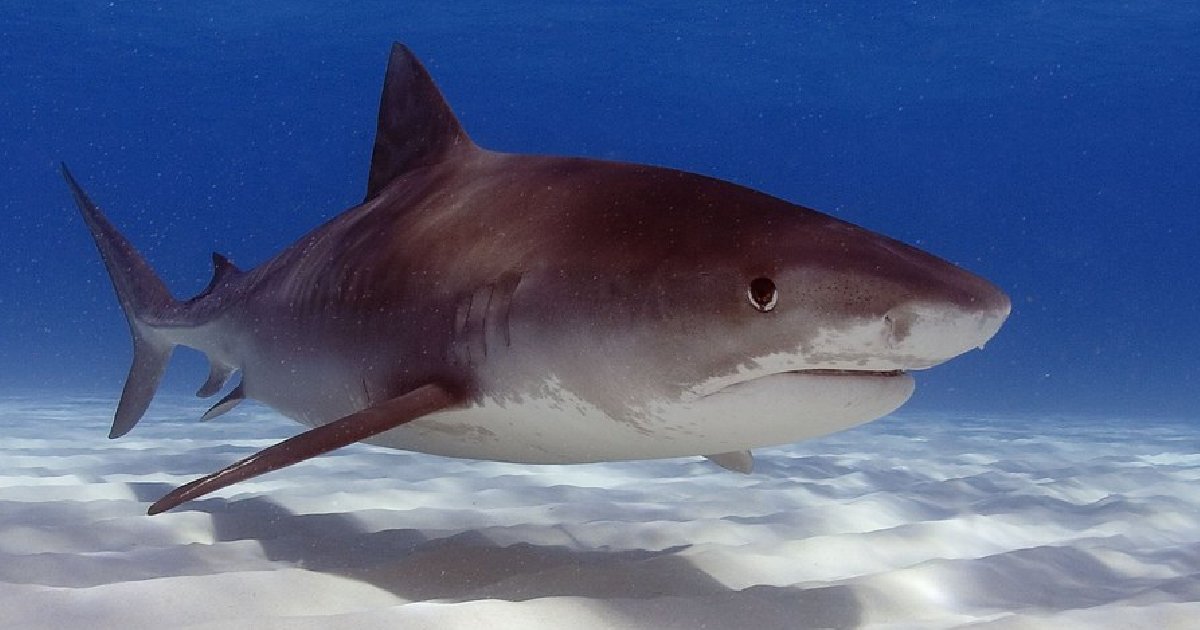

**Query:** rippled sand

left=1, top=395, right=1197, bottom=629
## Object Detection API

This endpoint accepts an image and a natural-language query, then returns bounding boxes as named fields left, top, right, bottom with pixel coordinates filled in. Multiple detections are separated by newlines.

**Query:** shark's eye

left=747, top=277, right=778, bottom=312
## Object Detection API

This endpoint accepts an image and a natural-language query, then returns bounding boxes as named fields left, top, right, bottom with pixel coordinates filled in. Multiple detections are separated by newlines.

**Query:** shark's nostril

left=884, top=309, right=914, bottom=344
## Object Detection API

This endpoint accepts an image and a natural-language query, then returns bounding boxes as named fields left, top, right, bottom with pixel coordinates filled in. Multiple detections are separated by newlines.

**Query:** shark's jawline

left=788, top=369, right=907, bottom=378
left=65, top=42, right=1010, bottom=514
left=695, top=369, right=908, bottom=401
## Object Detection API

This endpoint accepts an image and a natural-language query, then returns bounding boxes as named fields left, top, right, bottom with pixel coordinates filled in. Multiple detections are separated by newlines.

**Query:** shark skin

left=64, top=44, right=1010, bottom=514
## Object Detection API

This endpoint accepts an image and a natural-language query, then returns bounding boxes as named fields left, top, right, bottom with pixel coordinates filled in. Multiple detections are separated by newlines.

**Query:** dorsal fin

left=364, top=43, right=475, bottom=202
left=190, top=253, right=242, bottom=303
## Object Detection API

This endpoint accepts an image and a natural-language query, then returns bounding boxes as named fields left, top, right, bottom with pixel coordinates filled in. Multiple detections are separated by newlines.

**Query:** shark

left=64, top=43, right=1010, bottom=515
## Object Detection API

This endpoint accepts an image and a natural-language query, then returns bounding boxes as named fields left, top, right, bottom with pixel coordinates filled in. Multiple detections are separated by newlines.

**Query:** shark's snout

left=865, top=230, right=1011, bottom=368
left=883, top=293, right=1010, bottom=369
left=779, top=229, right=1011, bottom=374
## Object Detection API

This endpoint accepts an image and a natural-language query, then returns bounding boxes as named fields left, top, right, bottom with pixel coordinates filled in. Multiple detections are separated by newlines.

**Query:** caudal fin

left=62, top=164, right=178, bottom=438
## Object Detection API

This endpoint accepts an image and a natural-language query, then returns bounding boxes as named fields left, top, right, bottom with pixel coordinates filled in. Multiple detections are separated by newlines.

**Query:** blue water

left=2, top=2, right=1197, bottom=417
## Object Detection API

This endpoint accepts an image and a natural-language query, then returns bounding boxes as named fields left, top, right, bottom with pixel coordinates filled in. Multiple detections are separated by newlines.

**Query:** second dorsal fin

left=364, top=43, right=475, bottom=202
left=189, top=252, right=242, bottom=304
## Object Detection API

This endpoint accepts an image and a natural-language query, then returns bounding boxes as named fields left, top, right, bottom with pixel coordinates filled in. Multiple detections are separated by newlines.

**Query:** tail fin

left=62, top=164, right=178, bottom=438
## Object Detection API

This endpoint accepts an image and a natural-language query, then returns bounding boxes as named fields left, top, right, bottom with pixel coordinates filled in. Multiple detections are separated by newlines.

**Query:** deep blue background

left=2, top=2, right=1197, bottom=417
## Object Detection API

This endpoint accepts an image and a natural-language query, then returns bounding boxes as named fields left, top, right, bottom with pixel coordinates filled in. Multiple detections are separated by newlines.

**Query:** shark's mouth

left=689, top=366, right=911, bottom=402
left=788, top=369, right=908, bottom=378
left=676, top=368, right=918, bottom=447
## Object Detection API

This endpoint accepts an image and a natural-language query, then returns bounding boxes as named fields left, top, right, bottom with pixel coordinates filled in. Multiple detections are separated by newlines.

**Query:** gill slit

left=480, top=285, right=495, bottom=358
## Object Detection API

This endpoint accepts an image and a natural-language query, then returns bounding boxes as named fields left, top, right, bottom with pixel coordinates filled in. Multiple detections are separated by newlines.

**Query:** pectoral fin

left=704, top=450, right=754, bottom=474
left=149, top=383, right=461, bottom=515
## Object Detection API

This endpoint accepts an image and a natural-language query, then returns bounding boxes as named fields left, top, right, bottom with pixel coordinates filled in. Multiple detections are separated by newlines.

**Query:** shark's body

left=65, top=45, right=1010, bottom=513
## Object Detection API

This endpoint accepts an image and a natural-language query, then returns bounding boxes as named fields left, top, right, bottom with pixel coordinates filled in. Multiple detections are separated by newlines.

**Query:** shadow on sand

left=127, top=482, right=864, bottom=627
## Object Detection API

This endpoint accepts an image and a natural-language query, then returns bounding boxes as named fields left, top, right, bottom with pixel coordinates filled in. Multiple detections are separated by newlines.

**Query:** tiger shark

left=64, top=44, right=1010, bottom=515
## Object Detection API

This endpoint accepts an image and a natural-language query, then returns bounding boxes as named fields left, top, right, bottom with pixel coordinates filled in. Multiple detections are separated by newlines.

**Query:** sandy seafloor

left=1, top=395, right=1197, bottom=629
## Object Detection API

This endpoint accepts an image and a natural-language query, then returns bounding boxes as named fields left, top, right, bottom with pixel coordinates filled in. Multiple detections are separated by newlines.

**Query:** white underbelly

left=361, top=373, right=915, bottom=463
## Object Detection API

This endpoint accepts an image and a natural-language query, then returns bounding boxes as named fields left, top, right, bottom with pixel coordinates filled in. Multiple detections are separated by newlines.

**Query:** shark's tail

left=62, top=164, right=179, bottom=438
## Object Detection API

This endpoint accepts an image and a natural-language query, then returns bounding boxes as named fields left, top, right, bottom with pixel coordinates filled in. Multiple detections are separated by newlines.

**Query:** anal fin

left=149, top=383, right=461, bottom=515
left=196, top=360, right=236, bottom=398
left=705, top=450, right=754, bottom=474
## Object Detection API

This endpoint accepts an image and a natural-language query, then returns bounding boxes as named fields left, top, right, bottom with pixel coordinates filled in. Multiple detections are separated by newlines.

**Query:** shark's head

left=481, top=159, right=1011, bottom=452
